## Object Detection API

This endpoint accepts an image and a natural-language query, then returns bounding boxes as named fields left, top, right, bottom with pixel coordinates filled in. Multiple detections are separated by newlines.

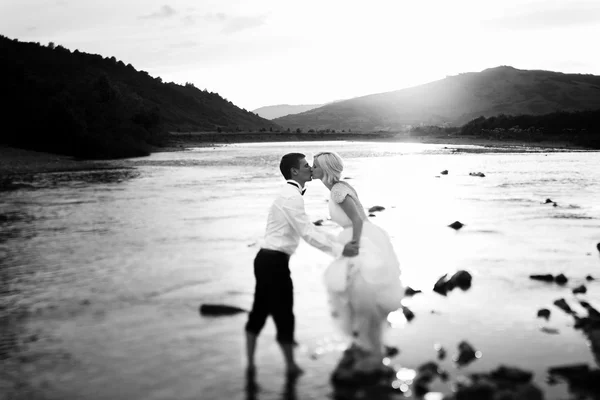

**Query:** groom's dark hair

left=280, top=153, right=305, bottom=180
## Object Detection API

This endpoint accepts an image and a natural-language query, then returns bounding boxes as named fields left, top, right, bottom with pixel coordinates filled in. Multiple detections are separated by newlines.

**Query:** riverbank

left=0, top=132, right=593, bottom=178
left=0, top=146, right=131, bottom=176
left=162, top=131, right=592, bottom=152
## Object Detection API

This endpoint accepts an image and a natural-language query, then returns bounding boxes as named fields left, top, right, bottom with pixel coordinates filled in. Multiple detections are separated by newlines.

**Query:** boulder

left=441, top=170, right=448, bottom=175
left=368, top=206, right=385, bottom=213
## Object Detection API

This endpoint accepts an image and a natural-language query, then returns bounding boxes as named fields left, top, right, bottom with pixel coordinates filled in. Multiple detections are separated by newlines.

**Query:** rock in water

left=553, top=298, right=574, bottom=314
left=448, top=221, right=464, bottom=230
left=330, top=345, right=395, bottom=388
left=529, top=274, right=554, bottom=282
left=199, top=304, right=247, bottom=316
left=433, top=274, right=449, bottom=295
left=456, top=341, right=478, bottom=366
left=537, top=308, right=551, bottom=319
left=573, top=285, right=587, bottom=294
left=554, top=273, right=568, bottom=285
left=404, top=286, right=422, bottom=296
left=368, top=205, right=385, bottom=213
left=402, top=306, right=415, bottom=322
left=449, top=270, right=472, bottom=290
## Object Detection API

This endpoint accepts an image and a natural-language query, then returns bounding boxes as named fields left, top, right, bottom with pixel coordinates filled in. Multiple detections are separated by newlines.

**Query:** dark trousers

left=245, top=249, right=295, bottom=344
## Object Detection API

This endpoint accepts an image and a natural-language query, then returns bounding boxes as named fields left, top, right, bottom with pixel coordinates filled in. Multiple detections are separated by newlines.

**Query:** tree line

left=0, top=35, right=277, bottom=159
left=459, top=109, right=600, bottom=148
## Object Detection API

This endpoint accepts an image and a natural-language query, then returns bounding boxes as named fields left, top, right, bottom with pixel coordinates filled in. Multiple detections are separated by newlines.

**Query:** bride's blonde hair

left=314, top=151, right=344, bottom=186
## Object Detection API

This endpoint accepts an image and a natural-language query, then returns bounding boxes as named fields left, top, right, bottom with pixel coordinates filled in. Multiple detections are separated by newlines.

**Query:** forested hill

left=274, top=66, right=600, bottom=131
left=0, top=35, right=278, bottom=158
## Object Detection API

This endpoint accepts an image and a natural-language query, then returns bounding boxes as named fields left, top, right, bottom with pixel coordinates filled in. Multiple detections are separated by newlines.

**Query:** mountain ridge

left=274, top=66, right=600, bottom=131
left=252, top=104, right=324, bottom=120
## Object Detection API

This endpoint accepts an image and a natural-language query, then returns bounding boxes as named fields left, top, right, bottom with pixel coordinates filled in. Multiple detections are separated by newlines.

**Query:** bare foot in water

left=286, top=364, right=304, bottom=378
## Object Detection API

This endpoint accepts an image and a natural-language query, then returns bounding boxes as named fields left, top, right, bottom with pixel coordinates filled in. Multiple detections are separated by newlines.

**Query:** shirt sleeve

left=278, top=194, right=343, bottom=257
left=331, top=183, right=351, bottom=204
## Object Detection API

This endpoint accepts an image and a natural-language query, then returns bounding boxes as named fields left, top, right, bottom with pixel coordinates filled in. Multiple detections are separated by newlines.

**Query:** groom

left=245, top=152, right=358, bottom=376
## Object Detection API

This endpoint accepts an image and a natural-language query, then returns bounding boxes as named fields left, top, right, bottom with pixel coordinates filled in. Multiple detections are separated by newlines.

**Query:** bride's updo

left=314, top=151, right=344, bottom=186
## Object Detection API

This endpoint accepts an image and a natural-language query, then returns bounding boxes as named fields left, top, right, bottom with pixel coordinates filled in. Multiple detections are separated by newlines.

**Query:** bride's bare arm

left=339, top=196, right=363, bottom=245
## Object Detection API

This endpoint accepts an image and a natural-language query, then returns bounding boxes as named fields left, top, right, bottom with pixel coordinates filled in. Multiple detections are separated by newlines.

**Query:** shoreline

left=161, top=131, right=594, bottom=152
left=1, top=133, right=594, bottom=178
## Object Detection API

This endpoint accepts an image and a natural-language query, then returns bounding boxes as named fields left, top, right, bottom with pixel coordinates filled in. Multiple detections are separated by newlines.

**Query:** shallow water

left=1, top=141, right=600, bottom=400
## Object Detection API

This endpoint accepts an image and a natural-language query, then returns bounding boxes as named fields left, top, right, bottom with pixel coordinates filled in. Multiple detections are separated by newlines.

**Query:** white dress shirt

left=261, top=180, right=343, bottom=257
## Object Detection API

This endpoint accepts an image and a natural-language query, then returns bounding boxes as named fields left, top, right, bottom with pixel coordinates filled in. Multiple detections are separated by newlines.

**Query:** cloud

left=204, top=12, right=227, bottom=22
left=170, top=40, right=199, bottom=49
left=486, top=3, right=600, bottom=30
left=139, top=5, right=176, bottom=20
left=221, top=15, right=268, bottom=34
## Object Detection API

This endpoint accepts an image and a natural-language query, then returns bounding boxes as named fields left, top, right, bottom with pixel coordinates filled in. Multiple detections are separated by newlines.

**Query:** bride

left=311, top=151, right=405, bottom=375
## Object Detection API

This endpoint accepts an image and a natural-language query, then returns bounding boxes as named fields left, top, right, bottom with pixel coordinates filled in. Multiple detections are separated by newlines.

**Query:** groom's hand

left=342, top=241, right=359, bottom=257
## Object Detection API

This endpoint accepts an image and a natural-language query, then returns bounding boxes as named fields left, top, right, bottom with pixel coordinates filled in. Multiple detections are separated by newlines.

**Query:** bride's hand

left=342, top=241, right=359, bottom=257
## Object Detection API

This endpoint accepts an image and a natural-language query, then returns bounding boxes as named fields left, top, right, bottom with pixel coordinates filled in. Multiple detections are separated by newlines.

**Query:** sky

left=1, top=0, right=600, bottom=111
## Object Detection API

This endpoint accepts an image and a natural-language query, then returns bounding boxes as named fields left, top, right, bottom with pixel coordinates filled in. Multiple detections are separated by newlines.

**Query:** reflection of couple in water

left=244, top=152, right=404, bottom=387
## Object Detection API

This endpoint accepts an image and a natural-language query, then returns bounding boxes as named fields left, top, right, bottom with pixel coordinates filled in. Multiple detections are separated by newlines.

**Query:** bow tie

left=287, top=182, right=306, bottom=196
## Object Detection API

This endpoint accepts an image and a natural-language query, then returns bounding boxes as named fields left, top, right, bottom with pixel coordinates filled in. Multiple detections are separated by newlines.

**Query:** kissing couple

left=244, top=151, right=404, bottom=380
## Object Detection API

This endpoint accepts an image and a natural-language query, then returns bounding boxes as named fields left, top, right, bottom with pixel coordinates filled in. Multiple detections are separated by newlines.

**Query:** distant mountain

left=273, top=66, right=600, bottom=131
left=253, top=104, right=323, bottom=119
left=0, top=35, right=278, bottom=158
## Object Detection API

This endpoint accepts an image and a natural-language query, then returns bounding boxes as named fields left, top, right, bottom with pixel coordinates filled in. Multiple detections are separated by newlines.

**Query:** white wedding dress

left=323, top=182, right=404, bottom=358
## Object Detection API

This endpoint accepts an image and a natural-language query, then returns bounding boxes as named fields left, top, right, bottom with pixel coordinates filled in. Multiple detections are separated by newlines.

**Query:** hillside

left=253, top=104, right=323, bottom=119
left=274, top=66, right=600, bottom=131
left=0, top=35, right=278, bottom=158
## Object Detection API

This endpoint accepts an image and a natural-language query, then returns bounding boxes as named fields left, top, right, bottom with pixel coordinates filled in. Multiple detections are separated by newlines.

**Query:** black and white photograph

left=1, top=1, right=600, bottom=399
